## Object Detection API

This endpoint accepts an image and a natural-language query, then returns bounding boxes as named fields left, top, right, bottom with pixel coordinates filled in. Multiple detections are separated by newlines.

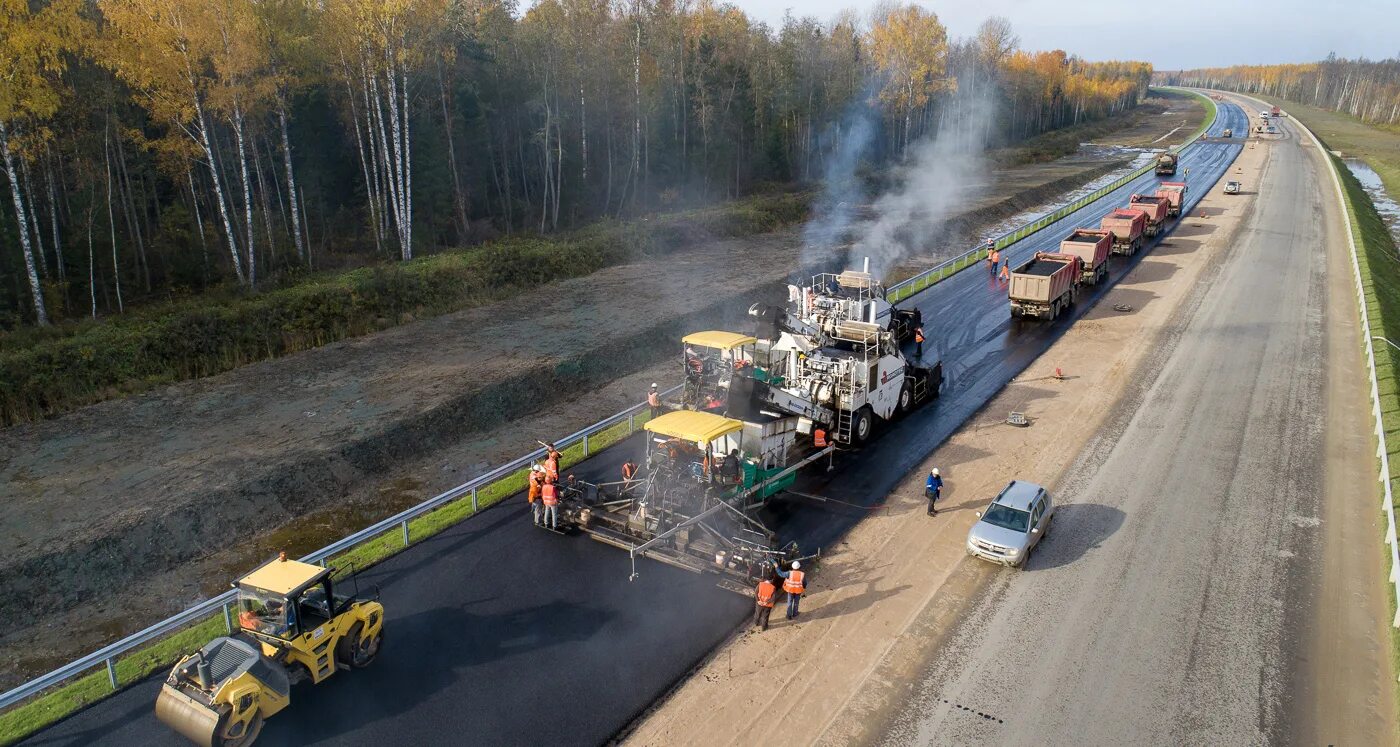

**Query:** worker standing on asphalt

left=544, top=449, right=560, bottom=483
left=753, top=574, right=777, bottom=631
left=621, top=460, right=639, bottom=487
left=648, top=384, right=661, bottom=418
left=987, top=248, right=998, bottom=274
left=999, top=264, right=1010, bottom=283
left=541, top=477, right=560, bottom=530
left=914, top=326, right=924, bottom=358
left=528, top=465, right=544, bottom=525
left=925, top=468, right=943, bottom=516
left=774, top=561, right=806, bottom=620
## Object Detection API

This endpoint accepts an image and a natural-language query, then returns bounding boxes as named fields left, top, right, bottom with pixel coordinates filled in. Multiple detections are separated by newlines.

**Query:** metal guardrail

left=0, top=384, right=682, bottom=712
left=885, top=86, right=1216, bottom=305
left=2, top=88, right=1223, bottom=717
left=1267, top=93, right=1400, bottom=627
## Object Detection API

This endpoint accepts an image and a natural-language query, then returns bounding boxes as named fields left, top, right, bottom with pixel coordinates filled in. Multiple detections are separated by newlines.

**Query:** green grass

left=0, top=406, right=654, bottom=745
left=888, top=89, right=1216, bottom=304
left=1324, top=144, right=1400, bottom=712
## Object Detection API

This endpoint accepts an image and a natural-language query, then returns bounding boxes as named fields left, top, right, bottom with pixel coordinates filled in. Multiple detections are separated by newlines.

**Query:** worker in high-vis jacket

left=774, top=560, right=806, bottom=620
left=540, top=477, right=560, bottom=530
left=528, top=465, right=544, bottom=525
left=914, top=327, right=925, bottom=358
left=753, top=574, right=777, bottom=631
left=648, top=384, right=662, bottom=418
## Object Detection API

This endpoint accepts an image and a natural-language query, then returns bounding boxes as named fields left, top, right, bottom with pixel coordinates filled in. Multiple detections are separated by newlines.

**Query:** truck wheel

left=338, top=621, right=383, bottom=669
left=897, top=384, right=913, bottom=414
left=851, top=407, right=873, bottom=443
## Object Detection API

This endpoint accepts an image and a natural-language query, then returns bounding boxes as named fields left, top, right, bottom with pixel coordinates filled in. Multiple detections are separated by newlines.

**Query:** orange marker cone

left=1054, top=367, right=1064, bottom=380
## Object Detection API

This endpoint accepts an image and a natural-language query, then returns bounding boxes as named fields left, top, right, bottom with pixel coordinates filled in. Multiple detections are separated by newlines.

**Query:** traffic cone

left=1054, top=367, right=1064, bottom=380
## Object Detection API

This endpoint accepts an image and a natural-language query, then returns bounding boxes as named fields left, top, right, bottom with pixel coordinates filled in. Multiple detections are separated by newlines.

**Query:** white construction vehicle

left=738, top=261, right=942, bottom=444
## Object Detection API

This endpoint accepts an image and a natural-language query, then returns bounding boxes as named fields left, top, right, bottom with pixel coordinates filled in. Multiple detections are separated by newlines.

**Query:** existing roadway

left=25, top=103, right=1250, bottom=746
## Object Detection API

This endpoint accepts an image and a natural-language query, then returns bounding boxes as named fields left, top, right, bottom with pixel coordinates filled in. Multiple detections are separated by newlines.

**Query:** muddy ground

left=0, top=96, right=1202, bottom=688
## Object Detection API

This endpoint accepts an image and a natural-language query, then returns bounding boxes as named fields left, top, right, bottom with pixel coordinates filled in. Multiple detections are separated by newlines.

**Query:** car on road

left=966, top=480, right=1054, bottom=567
left=1222, top=128, right=1233, bottom=138
left=1224, top=180, right=1242, bottom=194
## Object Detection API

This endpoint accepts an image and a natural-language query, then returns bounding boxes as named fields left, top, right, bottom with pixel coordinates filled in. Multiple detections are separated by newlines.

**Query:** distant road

left=25, top=104, right=1249, bottom=746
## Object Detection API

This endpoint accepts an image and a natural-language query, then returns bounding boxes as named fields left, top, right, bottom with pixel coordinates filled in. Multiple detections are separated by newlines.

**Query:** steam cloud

left=798, top=94, right=879, bottom=276
left=849, top=81, right=997, bottom=278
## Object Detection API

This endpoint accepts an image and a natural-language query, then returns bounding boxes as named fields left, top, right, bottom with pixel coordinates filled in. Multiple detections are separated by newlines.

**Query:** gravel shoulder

left=623, top=95, right=1391, bottom=746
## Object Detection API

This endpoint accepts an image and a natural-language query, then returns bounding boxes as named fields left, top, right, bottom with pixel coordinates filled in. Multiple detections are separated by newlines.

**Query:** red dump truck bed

left=1059, top=229, right=1113, bottom=284
left=1009, top=252, right=1082, bottom=320
left=1100, top=209, right=1147, bottom=255
left=1129, top=194, right=1170, bottom=237
left=1155, top=182, right=1187, bottom=217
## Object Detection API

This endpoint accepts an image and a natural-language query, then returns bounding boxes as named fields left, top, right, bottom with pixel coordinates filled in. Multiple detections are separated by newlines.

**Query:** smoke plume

left=798, top=95, right=879, bottom=275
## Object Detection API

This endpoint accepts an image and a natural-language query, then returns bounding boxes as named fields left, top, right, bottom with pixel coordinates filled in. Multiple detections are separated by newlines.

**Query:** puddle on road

left=1343, top=159, right=1400, bottom=248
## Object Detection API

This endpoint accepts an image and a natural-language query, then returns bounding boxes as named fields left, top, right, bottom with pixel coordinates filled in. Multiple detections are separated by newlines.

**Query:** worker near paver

left=544, top=450, right=560, bottom=483
left=720, top=448, right=741, bottom=484
left=541, top=476, right=560, bottom=530
left=925, top=468, right=943, bottom=516
left=546, top=442, right=561, bottom=464
left=528, top=465, right=544, bottom=525
left=753, top=574, right=778, bottom=631
left=774, top=560, right=806, bottom=620
left=622, top=460, right=639, bottom=484
left=914, top=326, right=924, bottom=358
left=999, top=264, right=1010, bottom=282
left=986, top=248, right=998, bottom=274
left=648, top=384, right=661, bottom=418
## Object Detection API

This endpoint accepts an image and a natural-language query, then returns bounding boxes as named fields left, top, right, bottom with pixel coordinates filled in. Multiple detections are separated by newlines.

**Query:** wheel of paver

left=212, top=710, right=263, bottom=747
left=897, top=384, right=913, bottom=414
left=338, top=622, right=383, bottom=669
left=851, top=407, right=873, bottom=443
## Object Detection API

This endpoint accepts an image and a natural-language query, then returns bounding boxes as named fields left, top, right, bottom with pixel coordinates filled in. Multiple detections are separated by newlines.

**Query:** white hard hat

left=791, top=561, right=801, bottom=570
left=532, top=464, right=541, bottom=471
left=931, top=468, right=940, bottom=476
left=651, top=382, right=658, bottom=388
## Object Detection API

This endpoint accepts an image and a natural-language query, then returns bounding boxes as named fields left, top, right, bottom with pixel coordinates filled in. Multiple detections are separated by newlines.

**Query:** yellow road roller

left=155, top=553, right=384, bottom=746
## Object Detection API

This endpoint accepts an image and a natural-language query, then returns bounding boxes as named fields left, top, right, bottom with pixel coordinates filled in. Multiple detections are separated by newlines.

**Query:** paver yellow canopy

left=154, top=554, right=384, bottom=747
left=644, top=409, right=743, bottom=448
left=681, top=330, right=758, bottom=351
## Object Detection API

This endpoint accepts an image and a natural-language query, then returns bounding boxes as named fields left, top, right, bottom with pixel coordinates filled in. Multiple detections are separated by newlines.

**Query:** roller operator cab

left=155, top=555, right=384, bottom=747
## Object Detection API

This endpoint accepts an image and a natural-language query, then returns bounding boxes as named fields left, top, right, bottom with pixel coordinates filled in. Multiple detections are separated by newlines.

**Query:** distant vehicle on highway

left=966, top=480, right=1054, bottom=568
left=1225, top=180, right=1242, bottom=194
left=1222, top=128, right=1233, bottom=138
left=1260, top=109, right=1271, bottom=118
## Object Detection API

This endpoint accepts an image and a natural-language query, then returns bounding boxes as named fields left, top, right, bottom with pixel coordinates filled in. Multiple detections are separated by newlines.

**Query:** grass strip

left=1327, top=148, right=1400, bottom=703
left=0, top=408, right=655, bottom=745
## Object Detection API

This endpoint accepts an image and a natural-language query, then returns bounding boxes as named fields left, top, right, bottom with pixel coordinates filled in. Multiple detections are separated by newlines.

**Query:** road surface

left=876, top=100, right=1396, bottom=745
left=22, top=103, right=1249, bottom=746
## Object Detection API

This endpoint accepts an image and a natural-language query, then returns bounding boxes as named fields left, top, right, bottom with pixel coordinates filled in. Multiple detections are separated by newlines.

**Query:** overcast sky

left=733, top=0, right=1399, bottom=70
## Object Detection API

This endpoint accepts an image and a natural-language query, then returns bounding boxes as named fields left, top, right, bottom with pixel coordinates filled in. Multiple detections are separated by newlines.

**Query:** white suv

left=966, top=480, right=1054, bottom=568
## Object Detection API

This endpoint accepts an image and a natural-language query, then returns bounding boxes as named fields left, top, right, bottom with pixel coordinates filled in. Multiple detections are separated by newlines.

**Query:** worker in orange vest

left=999, top=264, right=1010, bottom=282
left=541, top=477, right=560, bottom=530
left=621, top=460, right=638, bottom=484
left=986, top=247, right=998, bottom=273
left=528, top=465, right=544, bottom=526
left=544, top=451, right=560, bottom=483
left=774, top=560, right=806, bottom=620
left=914, top=326, right=925, bottom=358
left=753, top=574, right=778, bottom=631
left=647, top=383, right=661, bottom=418
left=814, top=428, right=828, bottom=448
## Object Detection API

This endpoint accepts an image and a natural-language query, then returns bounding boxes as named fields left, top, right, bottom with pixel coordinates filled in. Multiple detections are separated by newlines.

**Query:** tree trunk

left=277, top=98, right=306, bottom=262
left=114, top=131, right=151, bottom=292
left=345, top=76, right=382, bottom=255
left=20, top=157, right=46, bottom=280
left=437, top=61, right=468, bottom=241
left=103, top=123, right=124, bottom=313
left=230, top=100, right=257, bottom=287
left=193, top=94, right=246, bottom=283
left=87, top=198, right=97, bottom=318
left=252, top=136, right=277, bottom=262
left=0, top=121, right=49, bottom=325
left=46, top=158, right=64, bottom=283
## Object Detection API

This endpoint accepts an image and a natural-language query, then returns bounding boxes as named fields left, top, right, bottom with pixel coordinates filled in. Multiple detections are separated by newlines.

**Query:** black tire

left=337, top=621, right=383, bottom=669
left=213, top=710, right=263, bottom=747
left=897, top=384, right=913, bottom=414
left=851, top=407, right=873, bottom=444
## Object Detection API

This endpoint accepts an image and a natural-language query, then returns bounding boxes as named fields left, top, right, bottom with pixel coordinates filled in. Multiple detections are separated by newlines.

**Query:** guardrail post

left=471, top=487, right=478, bottom=512
left=106, top=658, right=117, bottom=689
left=401, top=520, right=410, bottom=546
left=583, top=434, right=591, bottom=457
left=628, top=413, right=635, bottom=434
left=223, top=602, right=233, bottom=634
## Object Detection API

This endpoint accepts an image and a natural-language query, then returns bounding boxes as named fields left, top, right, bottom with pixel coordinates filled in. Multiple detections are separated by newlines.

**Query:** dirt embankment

left=0, top=127, right=1162, bottom=687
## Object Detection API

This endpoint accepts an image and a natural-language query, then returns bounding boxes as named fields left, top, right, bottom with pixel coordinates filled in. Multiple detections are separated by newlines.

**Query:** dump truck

left=1009, top=252, right=1083, bottom=320
left=1128, top=194, right=1170, bottom=237
left=156, top=554, right=384, bottom=747
left=1058, top=229, right=1113, bottom=285
left=1154, top=152, right=1178, bottom=176
left=1155, top=182, right=1187, bottom=217
left=1100, top=208, right=1147, bottom=255
left=1271, top=105, right=1281, bottom=117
